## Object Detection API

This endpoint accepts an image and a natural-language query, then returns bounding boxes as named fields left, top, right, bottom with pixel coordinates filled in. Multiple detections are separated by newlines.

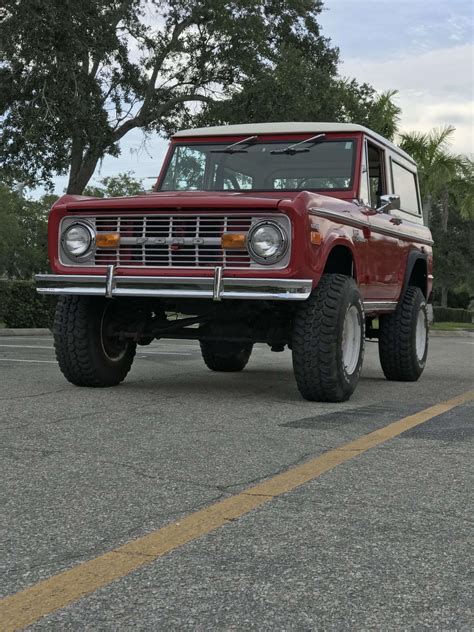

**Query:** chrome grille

left=93, top=214, right=254, bottom=268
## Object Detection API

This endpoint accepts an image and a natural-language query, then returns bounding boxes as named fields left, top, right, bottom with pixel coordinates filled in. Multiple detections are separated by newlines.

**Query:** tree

left=0, top=184, right=51, bottom=278
left=429, top=187, right=474, bottom=305
left=399, top=127, right=474, bottom=306
left=197, top=43, right=401, bottom=139
left=83, top=172, right=144, bottom=198
left=399, top=126, right=464, bottom=225
left=1, top=0, right=344, bottom=194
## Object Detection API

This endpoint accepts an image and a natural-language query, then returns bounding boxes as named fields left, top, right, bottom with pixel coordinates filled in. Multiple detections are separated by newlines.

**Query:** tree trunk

left=440, top=188, right=449, bottom=232
left=441, top=284, right=448, bottom=308
left=422, top=195, right=431, bottom=227
left=67, top=140, right=100, bottom=195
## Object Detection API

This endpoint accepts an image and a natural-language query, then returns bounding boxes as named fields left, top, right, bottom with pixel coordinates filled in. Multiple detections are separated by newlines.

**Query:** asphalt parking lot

left=1, top=332, right=473, bottom=631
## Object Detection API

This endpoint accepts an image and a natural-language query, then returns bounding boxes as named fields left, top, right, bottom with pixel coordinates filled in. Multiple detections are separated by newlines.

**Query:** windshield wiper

left=270, top=133, right=326, bottom=155
left=211, top=135, right=258, bottom=154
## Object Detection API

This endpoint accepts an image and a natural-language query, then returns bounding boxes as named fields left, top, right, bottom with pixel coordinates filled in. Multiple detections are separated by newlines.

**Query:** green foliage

left=0, top=279, right=12, bottom=323
left=432, top=306, right=473, bottom=324
left=1, top=0, right=343, bottom=194
left=83, top=172, right=144, bottom=198
left=198, top=44, right=401, bottom=139
left=399, top=127, right=474, bottom=306
left=430, top=201, right=474, bottom=300
left=0, top=280, right=56, bottom=328
left=0, top=184, right=52, bottom=278
left=399, top=127, right=466, bottom=206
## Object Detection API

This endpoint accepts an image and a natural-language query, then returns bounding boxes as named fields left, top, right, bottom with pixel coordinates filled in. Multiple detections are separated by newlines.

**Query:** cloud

left=341, top=44, right=474, bottom=155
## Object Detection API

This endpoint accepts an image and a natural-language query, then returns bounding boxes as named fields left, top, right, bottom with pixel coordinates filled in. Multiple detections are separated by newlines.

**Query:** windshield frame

left=155, top=136, right=359, bottom=194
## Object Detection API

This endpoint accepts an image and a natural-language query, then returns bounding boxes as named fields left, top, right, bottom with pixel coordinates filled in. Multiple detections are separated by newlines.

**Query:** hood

left=53, top=190, right=290, bottom=212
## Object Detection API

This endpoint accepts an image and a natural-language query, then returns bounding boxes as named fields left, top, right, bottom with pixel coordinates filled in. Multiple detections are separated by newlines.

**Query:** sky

left=42, top=0, right=473, bottom=197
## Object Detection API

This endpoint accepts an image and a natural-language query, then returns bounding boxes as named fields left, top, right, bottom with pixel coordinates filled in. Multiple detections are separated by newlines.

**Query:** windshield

left=159, top=139, right=356, bottom=192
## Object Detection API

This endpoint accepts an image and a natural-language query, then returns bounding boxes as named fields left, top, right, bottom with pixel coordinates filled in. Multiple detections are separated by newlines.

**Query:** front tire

left=292, top=274, right=365, bottom=402
left=378, top=286, right=428, bottom=381
left=200, top=340, right=253, bottom=372
left=54, top=296, right=136, bottom=387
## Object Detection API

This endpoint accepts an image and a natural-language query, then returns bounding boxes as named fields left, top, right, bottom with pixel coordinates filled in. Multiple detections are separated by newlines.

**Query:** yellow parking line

left=1, top=390, right=473, bottom=631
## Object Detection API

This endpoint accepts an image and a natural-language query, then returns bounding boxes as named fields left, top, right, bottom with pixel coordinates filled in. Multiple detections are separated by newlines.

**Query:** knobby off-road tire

left=378, top=286, right=428, bottom=381
left=54, top=296, right=136, bottom=387
left=200, top=341, right=253, bottom=372
left=292, top=274, right=365, bottom=402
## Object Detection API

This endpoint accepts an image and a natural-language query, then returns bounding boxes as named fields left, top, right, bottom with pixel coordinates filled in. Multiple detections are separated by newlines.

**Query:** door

left=362, top=141, right=403, bottom=301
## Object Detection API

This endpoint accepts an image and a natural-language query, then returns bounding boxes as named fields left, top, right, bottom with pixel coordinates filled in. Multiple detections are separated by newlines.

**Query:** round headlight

left=247, top=221, right=288, bottom=264
left=62, top=223, right=94, bottom=257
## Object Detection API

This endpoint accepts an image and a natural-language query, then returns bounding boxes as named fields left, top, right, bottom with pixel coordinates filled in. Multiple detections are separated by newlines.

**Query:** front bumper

left=35, top=267, right=313, bottom=301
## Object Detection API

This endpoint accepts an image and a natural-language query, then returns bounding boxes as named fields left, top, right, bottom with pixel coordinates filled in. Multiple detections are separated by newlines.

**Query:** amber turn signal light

left=96, top=233, right=120, bottom=248
left=221, top=233, right=247, bottom=249
left=310, top=231, right=322, bottom=245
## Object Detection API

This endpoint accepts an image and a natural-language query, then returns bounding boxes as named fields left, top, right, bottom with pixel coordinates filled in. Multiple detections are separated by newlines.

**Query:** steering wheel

left=224, top=173, right=241, bottom=190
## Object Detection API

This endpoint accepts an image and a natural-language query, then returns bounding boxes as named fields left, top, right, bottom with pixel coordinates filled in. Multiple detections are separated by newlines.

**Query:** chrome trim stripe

left=370, top=224, right=433, bottom=245
left=35, top=274, right=313, bottom=301
left=309, top=207, right=434, bottom=246
left=309, top=208, right=367, bottom=231
left=363, top=301, right=398, bottom=312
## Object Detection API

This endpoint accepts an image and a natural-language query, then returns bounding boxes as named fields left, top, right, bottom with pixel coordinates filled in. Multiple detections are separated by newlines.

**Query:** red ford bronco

left=36, top=123, right=433, bottom=402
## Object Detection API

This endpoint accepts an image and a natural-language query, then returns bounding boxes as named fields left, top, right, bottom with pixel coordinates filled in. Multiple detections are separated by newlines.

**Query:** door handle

left=389, top=217, right=402, bottom=225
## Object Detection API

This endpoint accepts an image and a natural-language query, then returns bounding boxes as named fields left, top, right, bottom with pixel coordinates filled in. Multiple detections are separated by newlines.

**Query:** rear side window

left=391, top=160, right=421, bottom=215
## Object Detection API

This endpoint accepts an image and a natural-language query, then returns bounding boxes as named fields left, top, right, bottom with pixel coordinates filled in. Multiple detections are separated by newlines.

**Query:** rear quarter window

left=391, top=159, right=421, bottom=215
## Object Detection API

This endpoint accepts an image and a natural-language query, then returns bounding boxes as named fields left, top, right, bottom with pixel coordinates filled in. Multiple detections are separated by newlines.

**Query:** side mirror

left=377, top=194, right=400, bottom=213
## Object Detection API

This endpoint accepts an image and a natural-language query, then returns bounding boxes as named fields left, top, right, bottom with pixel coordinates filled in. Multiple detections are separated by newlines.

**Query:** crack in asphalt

left=0, top=388, right=70, bottom=402
left=98, top=450, right=315, bottom=495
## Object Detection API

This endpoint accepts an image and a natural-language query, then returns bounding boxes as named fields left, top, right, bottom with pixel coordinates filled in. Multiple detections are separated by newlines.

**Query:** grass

left=431, top=322, right=474, bottom=331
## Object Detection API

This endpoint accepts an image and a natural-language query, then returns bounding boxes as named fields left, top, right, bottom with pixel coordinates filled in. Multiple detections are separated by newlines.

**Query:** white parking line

left=0, top=336, right=53, bottom=340
left=138, top=351, right=193, bottom=356
left=0, top=341, right=197, bottom=348
left=0, top=344, right=193, bottom=356
left=0, top=352, right=192, bottom=365
left=0, top=358, right=57, bottom=364
left=449, top=340, right=474, bottom=345
left=0, top=344, right=54, bottom=350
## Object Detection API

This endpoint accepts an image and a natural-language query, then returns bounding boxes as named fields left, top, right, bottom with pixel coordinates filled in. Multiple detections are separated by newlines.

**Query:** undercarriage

left=106, top=297, right=294, bottom=352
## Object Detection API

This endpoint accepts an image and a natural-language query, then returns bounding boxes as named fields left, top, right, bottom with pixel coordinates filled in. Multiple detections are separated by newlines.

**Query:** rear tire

left=292, top=274, right=365, bottom=402
left=378, top=286, right=428, bottom=381
left=54, top=296, right=136, bottom=387
left=200, top=340, right=253, bottom=372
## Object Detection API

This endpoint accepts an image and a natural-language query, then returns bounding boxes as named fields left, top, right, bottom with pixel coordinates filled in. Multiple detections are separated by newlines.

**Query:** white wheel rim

left=415, top=309, right=427, bottom=361
left=100, top=308, right=127, bottom=362
left=342, top=305, right=362, bottom=375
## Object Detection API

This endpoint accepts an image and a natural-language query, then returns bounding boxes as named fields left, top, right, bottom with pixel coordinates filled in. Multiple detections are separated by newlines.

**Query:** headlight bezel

left=61, top=221, right=96, bottom=259
left=246, top=219, right=289, bottom=265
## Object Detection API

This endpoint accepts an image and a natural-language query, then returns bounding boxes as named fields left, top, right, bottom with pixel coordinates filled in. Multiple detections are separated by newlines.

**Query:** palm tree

left=398, top=126, right=464, bottom=227
left=399, top=127, right=473, bottom=306
left=369, top=89, right=401, bottom=141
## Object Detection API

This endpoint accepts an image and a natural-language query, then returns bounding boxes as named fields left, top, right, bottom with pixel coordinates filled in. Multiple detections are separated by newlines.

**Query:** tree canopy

left=0, top=184, right=51, bottom=278
left=1, top=0, right=401, bottom=194
left=399, top=126, right=474, bottom=305
left=1, top=0, right=335, bottom=193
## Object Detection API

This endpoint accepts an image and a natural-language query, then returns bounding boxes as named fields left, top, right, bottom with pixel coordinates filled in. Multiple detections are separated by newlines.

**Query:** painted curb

left=429, top=329, right=474, bottom=338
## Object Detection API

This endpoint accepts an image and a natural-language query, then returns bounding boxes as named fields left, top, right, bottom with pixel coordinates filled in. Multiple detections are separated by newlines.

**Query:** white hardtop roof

left=173, top=122, right=415, bottom=164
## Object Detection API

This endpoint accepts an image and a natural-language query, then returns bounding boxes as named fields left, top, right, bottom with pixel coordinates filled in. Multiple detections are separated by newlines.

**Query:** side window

left=367, top=143, right=386, bottom=208
left=161, top=146, right=206, bottom=191
left=391, top=160, right=421, bottom=215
